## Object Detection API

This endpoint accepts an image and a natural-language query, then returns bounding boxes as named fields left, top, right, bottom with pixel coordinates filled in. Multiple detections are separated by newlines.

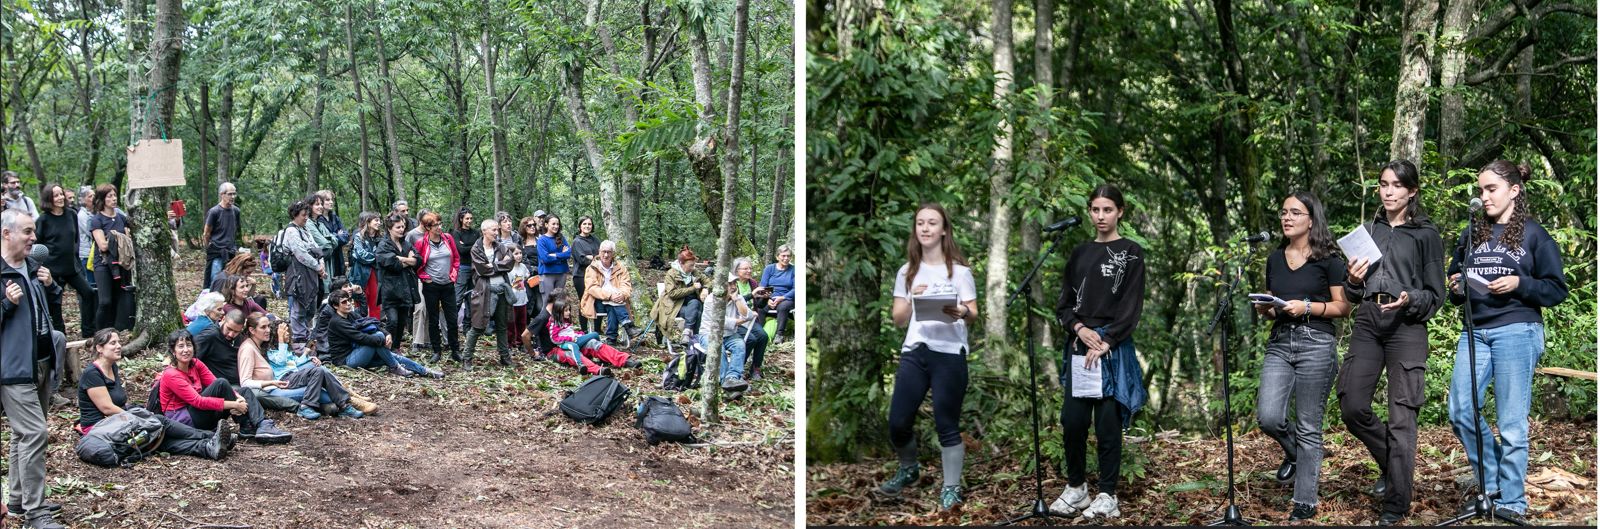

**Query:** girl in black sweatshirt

left=1048, top=184, right=1146, bottom=521
left=1443, top=160, right=1568, bottom=521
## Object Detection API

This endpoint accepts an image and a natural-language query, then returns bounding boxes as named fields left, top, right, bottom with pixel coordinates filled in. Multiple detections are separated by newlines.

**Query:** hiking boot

left=297, top=405, right=323, bottom=420
left=24, top=514, right=65, bottom=529
left=1377, top=511, right=1405, bottom=526
left=1493, top=507, right=1525, bottom=524
left=5, top=501, right=61, bottom=518
left=1373, top=473, right=1389, bottom=497
left=204, top=421, right=234, bottom=460
left=350, top=396, right=380, bottom=415
left=1289, top=502, right=1316, bottom=521
left=50, top=395, right=71, bottom=408
left=243, top=419, right=292, bottom=444
left=338, top=405, right=365, bottom=419
left=1082, top=493, right=1120, bottom=519
left=1049, top=482, right=1090, bottom=516
left=450, top=350, right=463, bottom=362
left=429, top=350, right=442, bottom=364
left=498, top=349, right=514, bottom=366
left=939, top=485, right=964, bottom=510
left=1276, top=456, right=1296, bottom=482
left=721, top=376, right=749, bottom=393
left=424, top=367, right=445, bottom=379
left=748, top=368, right=763, bottom=381
left=623, top=358, right=641, bottom=369
left=875, top=465, right=920, bottom=498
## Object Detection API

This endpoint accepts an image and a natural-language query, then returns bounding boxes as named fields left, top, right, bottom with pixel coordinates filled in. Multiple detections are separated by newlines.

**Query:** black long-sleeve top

left=1344, top=213, right=1447, bottom=323
left=1055, top=238, right=1146, bottom=348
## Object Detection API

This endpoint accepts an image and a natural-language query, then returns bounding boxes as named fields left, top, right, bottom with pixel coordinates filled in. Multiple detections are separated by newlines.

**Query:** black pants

left=382, top=300, right=413, bottom=347
left=768, top=297, right=796, bottom=339
left=92, top=264, right=135, bottom=331
left=573, top=270, right=590, bottom=332
left=421, top=282, right=460, bottom=355
left=678, top=299, right=704, bottom=335
left=1338, top=306, right=1429, bottom=515
left=188, top=379, right=264, bottom=434
left=888, top=344, right=969, bottom=449
left=1062, top=391, right=1122, bottom=494
left=153, top=413, right=219, bottom=459
left=46, top=270, right=96, bottom=338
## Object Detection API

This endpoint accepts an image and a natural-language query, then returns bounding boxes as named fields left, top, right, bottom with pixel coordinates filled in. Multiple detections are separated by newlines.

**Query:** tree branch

left=1465, top=32, right=1538, bottom=86
left=1468, top=1, right=1595, bottom=43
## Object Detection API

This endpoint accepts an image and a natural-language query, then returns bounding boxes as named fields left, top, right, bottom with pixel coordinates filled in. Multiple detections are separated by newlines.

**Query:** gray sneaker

left=875, top=465, right=921, bottom=498
left=939, top=485, right=964, bottom=510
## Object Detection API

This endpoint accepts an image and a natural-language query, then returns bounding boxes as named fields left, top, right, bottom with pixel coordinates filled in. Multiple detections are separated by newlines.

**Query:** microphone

left=1469, top=198, right=1484, bottom=212
left=1043, top=216, right=1082, bottom=233
left=1241, top=231, right=1273, bottom=244
left=29, top=244, right=48, bottom=263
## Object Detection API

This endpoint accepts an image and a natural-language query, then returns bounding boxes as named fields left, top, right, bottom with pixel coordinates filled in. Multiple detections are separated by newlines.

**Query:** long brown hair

left=1471, top=160, right=1534, bottom=251
left=904, top=202, right=967, bottom=285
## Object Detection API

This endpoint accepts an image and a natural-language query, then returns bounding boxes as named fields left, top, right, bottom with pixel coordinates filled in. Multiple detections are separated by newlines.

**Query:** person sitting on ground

left=218, top=276, right=268, bottom=319
left=194, top=309, right=249, bottom=388
left=310, top=277, right=363, bottom=359
left=212, top=251, right=270, bottom=309
left=156, top=329, right=292, bottom=443
left=184, top=292, right=227, bottom=336
left=578, top=240, right=642, bottom=344
left=77, top=328, right=233, bottom=460
left=325, top=289, right=441, bottom=378
left=545, top=295, right=639, bottom=377
left=731, top=257, right=772, bottom=381
left=649, top=246, right=711, bottom=344
left=237, top=313, right=363, bottom=420
left=702, top=275, right=755, bottom=393
left=760, top=245, right=797, bottom=345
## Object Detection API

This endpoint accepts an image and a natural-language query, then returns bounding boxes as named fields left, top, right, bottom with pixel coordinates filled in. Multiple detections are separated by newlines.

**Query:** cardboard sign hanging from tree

left=126, top=139, right=186, bottom=189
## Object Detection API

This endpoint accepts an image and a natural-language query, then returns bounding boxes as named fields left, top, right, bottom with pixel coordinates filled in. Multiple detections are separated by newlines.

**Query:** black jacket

left=1, top=256, right=58, bottom=385
left=194, top=322, right=243, bottom=386
left=1344, top=213, right=1447, bottom=323
left=375, top=237, right=419, bottom=305
left=326, top=309, right=386, bottom=366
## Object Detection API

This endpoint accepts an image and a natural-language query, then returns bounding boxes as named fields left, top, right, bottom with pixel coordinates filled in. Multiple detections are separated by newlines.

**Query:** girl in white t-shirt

left=875, top=203, right=979, bottom=511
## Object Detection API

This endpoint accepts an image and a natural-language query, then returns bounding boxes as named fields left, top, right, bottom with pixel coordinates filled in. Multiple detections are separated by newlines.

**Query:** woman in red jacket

left=413, top=212, right=461, bottom=363
left=156, top=329, right=292, bottom=444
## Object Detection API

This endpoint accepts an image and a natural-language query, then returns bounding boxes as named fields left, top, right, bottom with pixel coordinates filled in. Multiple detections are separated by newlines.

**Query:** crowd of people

left=1, top=175, right=797, bottom=528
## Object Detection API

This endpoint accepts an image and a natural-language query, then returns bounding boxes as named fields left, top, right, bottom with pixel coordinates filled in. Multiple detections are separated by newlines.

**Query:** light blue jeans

left=272, top=387, right=333, bottom=405
left=701, top=333, right=746, bottom=383
left=1449, top=321, right=1544, bottom=514
left=344, top=331, right=429, bottom=374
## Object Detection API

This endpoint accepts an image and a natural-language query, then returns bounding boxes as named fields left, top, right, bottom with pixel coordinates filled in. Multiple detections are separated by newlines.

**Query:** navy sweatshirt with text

left=1446, top=219, right=1568, bottom=329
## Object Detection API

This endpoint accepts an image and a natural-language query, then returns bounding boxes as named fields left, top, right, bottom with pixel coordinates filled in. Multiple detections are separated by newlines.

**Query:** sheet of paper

left=127, top=139, right=186, bottom=189
left=1338, top=225, right=1384, bottom=265
left=1248, top=293, right=1290, bottom=308
left=1071, top=355, right=1103, bottom=399
left=913, top=294, right=960, bottom=323
left=1466, top=270, right=1492, bottom=294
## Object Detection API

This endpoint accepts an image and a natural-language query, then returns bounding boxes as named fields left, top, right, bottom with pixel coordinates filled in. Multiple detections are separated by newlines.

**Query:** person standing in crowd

left=350, top=212, right=384, bottom=320
left=280, top=200, right=327, bottom=346
left=1, top=207, right=68, bottom=529
left=516, top=217, right=542, bottom=339
left=466, top=218, right=518, bottom=370
left=78, top=328, right=234, bottom=459
left=731, top=257, right=771, bottom=381
left=875, top=202, right=979, bottom=511
left=305, top=194, right=337, bottom=295
left=569, top=216, right=600, bottom=331
left=451, top=208, right=479, bottom=312
left=578, top=240, right=641, bottom=345
left=1339, top=160, right=1447, bottom=526
left=2, top=171, right=38, bottom=216
left=760, top=245, right=796, bottom=345
left=315, top=190, right=349, bottom=278
left=35, top=184, right=95, bottom=338
left=650, top=246, right=710, bottom=343
left=201, top=182, right=242, bottom=290
left=88, top=184, right=134, bottom=331
left=75, top=185, right=96, bottom=289
left=414, top=212, right=461, bottom=364
left=536, top=215, right=572, bottom=312
left=391, top=200, right=417, bottom=232
left=377, top=214, right=420, bottom=349
left=1252, top=192, right=1352, bottom=521
left=1047, top=185, right=1147, bottom=521
left=1445, top=161, right=1569, bottom=523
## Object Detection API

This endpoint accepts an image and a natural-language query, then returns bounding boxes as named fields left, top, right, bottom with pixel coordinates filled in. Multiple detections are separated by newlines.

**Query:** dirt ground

left=807, top=420, right=1597, bottom=526
left=4, top=248, right=795, bottom=528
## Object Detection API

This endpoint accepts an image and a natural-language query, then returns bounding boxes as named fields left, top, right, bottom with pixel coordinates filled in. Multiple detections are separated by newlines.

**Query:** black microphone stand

left=1440, top=207, right=1527, bottom=526
left=1206, top=239, right=1264, bottom=526
left=997, top=227, right=1073, bottom=526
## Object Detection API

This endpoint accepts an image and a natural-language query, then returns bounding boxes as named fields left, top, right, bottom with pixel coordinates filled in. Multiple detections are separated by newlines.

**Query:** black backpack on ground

left=635, top=396, right=694, bottom=445
left=559, top=375, right=630, bottom=424
left=75, top=407, right=166, bottom=467
left=661, top=341, right=705, bottom=391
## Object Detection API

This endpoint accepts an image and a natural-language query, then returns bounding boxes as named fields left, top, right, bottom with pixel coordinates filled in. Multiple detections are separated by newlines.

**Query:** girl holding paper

left=1338, top=159, right=1447, bottom=526
left=1252, top=192, right=1352, bottom=521
left=1443, top=161, right=1567, bottom=522
left=877, top=202, right=979, bottom=511
left=1048, top=184, right=1146, bottom=521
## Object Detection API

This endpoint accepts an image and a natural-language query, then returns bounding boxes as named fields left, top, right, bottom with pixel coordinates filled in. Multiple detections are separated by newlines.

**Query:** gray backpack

left=75, top=407, right=166, bottom=467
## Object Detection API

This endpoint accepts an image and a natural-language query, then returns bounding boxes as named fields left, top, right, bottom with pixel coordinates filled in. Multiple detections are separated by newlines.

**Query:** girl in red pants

left=546, top=298, right=640, bottom=375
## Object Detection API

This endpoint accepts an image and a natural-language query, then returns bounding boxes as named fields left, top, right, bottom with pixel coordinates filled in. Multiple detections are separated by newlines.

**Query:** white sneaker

left=1049, top=482, right=1090, bottom=516
left=1082, top=493, right=1120, bottom=519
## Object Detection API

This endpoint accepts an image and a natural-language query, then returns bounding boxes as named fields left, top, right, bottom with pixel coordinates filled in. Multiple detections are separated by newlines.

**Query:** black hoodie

left=1344, top=213, right=1446, bottom=323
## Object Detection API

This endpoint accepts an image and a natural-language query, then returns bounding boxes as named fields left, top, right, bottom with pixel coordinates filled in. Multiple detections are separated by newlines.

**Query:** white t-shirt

left=893, top=262, right=977, bottom=355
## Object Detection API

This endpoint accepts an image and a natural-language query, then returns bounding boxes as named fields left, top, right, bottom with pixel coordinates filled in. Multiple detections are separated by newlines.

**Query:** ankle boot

left=462, top=329, right=480, bottom=371
left=498, top=349, right=513, bottom=366
left=429, top=349, right=442, bottom=364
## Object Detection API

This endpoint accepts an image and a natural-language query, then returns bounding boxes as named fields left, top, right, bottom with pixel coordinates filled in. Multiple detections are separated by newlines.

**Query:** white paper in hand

left=1071, top=355, right=1103, bottom=399
left=1465, top=270, right=1492, bottom=294
left=912, top=294, right=960, bottom=323
left=1338, top=225, right=1385, bottom=265
left=1248, top=293, right=1290, bottom=308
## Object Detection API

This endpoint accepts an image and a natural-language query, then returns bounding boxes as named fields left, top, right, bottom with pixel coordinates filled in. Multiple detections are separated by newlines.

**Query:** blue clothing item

left=601, top=304, right=632, bottom=340
left=700, top=333, right=747, bottom=382
left=535, top=235, right=572, bottom=275
left=759, top=263, right=795, bottom=300
left=207, top=258, right=225, bottom=291
left=1060, top=328, right=1145, bottom=428
left=263, top=342, right=316, bottom=380
left=1446, top=220, right=1568, bottom=329
left=1449, top=322, right=1544, bottom=514
left=186, top=316, right=214, bottom=337
left=272, top=386, right=333, bottom=405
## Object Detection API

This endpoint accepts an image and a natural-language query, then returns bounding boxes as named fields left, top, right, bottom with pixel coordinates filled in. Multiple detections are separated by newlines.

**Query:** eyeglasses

left=1278, top=210, right=1309, bottom=218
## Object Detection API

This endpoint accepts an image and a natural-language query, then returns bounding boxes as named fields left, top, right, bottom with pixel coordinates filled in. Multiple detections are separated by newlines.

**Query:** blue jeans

left=1256, top=325, right=1338, bottom=506
left=79, top=257, right=96, bottom=288
left=344, top=332, right=429, bottom=374
left=1449, top=322, right=1544, bottom=514
left=601, top=304, right=632, bottom=340
left=703, top=333, right=746, bottom=382
left=207, top=257, right=225, bottom=290
left=271, top=387, right=333, bottom=405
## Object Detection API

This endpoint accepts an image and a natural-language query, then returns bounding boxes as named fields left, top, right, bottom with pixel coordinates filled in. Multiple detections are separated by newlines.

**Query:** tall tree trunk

left=345, top=4, right=372, bottom=211
left=198, top=80, right=211, bottom=209
left=1436, top=0, right=1477, bottom=178
left=1275, top=0, right=1329, bottom=196
left=686, top=12, right=731, bottom=240
left=78, top=0, right=104, bottom=185
left=747, top=28, right=761, bottom=241
left=1213, top=0, right=1263, bottom=232
left=561, top=63, right=628, bottom=264
left=982, top=0, right=1016, bottom=361
left=1390, top=0, right=1440, bottom=164
left=124, top=0, right=184, bottom=355
left=126, top=0, right=148, bottom=148
left=698, top=0, right=750, bottom=425
left=452, top=35, right=471, bottom=208
left=371, top=1, right=404, bottom=203
left=309, top=41, right=329, bottom=191
left=1027, top=0, right=1057, bottom=381
left=5, top=40, right=47, bottom=183
left=482, top=19, right=508, bottom=214
left=216, top=81, right=233, bottom=183
left=764, top=45, right=792, bottom=263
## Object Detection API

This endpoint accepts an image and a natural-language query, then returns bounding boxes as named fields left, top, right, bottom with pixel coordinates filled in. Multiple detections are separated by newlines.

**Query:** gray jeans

left=2, top=383, right=49, bottom=520
left=1256, top=324, right=1338, bottom=506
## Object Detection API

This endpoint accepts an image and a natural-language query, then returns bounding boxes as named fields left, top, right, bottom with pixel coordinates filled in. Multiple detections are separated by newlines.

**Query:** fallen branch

left=1536, top=367, right=1598, bottom=381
